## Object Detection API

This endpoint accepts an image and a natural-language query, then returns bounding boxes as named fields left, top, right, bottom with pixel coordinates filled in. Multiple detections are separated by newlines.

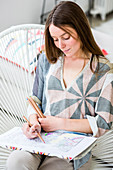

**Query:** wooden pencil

left=23, top=116, right=45, bottom=143
left=27, top=97, right=46, bottom=118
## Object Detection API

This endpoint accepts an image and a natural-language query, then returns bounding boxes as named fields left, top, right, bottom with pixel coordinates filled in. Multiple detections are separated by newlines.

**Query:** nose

left=58, top=39, right=65, bottom=50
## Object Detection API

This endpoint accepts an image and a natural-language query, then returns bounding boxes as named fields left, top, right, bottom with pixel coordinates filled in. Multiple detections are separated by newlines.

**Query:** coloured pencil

left=27, top=97, right=46, bottom=118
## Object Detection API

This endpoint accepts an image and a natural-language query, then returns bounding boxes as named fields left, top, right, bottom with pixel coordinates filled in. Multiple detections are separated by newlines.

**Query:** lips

left=63, top=48, right=70, bottom=53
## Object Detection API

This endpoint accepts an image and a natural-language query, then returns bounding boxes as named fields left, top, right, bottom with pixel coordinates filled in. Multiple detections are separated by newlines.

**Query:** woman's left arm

left=87, top=68, right=113, bottom=137
left=38, top=116, right=93, bottom=134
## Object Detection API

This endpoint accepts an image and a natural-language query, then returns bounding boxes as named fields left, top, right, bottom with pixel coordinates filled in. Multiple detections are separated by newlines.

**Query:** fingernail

left=38, top=118, right=41, bottom=122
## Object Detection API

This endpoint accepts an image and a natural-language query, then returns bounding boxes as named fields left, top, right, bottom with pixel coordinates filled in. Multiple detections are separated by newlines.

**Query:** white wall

left=0, top=0, right=55, bottom=33
left=0, top=0, right=89, bottom=33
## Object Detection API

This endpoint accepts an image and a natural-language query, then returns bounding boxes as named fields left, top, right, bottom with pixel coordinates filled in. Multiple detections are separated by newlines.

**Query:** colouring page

left=0, top=127, right=97, bottom=160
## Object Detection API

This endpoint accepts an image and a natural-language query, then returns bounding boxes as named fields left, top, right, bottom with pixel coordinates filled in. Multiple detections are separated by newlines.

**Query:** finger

left=29, top=131, right=38, bottom=138
left=22, top=123, right=40, bottom=139
left=31, top=124, right=41, bottom=133
left=22, top=123, right=29, bottom=133
left=33, top=123, right=41, bottom=129
left=38, top=118, right=47, bottom=126
left=38, top=118, right=42, bottom=123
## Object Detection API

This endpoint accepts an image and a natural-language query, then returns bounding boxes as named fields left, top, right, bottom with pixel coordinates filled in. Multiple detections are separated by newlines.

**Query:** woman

left=6, top=1, right=113, bottom=170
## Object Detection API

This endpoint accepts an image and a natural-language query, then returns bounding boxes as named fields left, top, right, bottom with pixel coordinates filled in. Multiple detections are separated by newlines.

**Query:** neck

left=64, top=50, right=91, bottom=61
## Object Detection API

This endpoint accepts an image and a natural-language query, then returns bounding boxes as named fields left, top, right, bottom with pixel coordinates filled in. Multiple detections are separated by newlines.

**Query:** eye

left=53, top=38, right=58, bottom=42
left=62, top=34, right=70, bottom=40
left=52, top=37, right=58, bottom=42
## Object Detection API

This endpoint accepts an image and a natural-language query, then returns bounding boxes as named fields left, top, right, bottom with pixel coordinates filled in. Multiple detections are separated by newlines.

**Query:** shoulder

left=97, top=56, right=113, bottom=74
left=38, top=52, right=51, bottom=72
left=98, top=57, right=113, bottom=86
left=38, top=52, right=49, bottom=65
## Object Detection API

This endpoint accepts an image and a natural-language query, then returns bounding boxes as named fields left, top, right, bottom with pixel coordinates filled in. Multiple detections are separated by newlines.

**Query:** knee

left=6, top=150, right=26, bottom=170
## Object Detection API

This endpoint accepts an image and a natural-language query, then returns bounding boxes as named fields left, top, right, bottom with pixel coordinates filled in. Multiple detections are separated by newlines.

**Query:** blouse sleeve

left=27, top=52, right=50, bottom=118
left=87, top=68, right=113, bottom=137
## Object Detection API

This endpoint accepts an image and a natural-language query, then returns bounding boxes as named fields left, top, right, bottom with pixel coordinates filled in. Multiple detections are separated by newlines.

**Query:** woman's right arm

left=22, top=53, right=48, bottom=139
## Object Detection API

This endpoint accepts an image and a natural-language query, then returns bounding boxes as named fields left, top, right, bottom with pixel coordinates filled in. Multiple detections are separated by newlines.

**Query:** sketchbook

left=0, top=127, right=97, bottom=160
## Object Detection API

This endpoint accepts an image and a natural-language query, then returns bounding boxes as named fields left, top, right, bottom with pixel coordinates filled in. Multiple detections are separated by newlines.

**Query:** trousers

left=6, top=150, right=91, bottom=170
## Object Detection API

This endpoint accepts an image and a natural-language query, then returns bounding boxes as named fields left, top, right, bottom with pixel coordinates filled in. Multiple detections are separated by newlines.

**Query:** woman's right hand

left=22, top=122, right=41, bottom=139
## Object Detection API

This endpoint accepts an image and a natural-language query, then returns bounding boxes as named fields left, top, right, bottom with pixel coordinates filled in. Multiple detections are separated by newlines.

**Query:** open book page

left=0, top=127, right=97, bottom=160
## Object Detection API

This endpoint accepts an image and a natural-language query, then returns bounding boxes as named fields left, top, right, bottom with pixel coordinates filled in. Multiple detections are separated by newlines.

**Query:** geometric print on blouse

left=46, top=56, right=113, bottom=130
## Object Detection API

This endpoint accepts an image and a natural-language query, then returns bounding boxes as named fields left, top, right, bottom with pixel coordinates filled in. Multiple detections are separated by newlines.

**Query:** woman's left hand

left=38, top=115, right=63, bottom=132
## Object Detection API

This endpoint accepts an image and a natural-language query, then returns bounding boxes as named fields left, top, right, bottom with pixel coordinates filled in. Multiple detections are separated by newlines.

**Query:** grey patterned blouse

left=28, top=52, right=113, bottom=169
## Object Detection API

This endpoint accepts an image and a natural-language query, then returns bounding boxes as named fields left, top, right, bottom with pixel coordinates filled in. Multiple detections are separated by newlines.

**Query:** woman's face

left=49, top=24, right=82, bottom=58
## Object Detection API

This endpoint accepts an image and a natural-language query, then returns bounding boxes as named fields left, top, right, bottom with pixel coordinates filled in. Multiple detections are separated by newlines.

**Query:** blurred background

left=0, top=0, right=113, bottom=36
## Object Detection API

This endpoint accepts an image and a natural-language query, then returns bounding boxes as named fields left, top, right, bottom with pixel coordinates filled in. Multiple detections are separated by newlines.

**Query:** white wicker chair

left=0, top=24, right=113, bottom=170
left=0, top=24, right=45, bottom=169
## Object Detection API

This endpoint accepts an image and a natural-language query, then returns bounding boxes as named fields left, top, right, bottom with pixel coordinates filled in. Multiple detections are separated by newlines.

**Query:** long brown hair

left=44, top=1, right=104, bottom=71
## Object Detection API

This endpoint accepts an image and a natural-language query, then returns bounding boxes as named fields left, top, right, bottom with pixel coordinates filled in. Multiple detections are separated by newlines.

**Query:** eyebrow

left=51, top=32, right=68, bottom=38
